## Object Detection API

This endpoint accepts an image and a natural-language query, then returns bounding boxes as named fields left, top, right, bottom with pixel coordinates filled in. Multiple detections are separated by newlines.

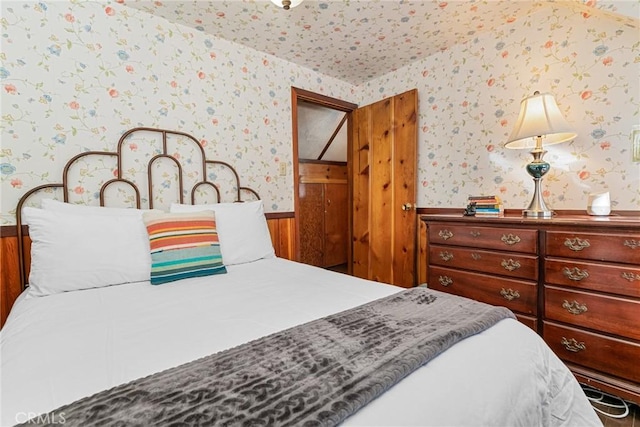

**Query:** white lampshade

left=505, top=92, right=577, bottom=149
left=270, top=0, right=304, bottom=9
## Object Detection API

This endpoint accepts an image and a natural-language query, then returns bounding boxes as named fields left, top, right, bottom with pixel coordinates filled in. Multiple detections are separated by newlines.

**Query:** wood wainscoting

left=265, top=213, right=297, bottom=261
left=0, top=213, right=296, bottom=329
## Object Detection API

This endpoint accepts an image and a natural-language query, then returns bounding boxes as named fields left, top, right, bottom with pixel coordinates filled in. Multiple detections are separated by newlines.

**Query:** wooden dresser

left=421, top=213, right=640, bottom=405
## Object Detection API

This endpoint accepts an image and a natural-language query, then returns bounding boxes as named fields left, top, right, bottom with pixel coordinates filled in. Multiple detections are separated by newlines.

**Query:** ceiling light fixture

left=270, top=0, right=304, bottom=10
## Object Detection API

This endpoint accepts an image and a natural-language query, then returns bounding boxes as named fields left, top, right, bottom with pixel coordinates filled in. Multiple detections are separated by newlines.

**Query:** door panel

left=352, top=106, right=371, bottom=279
left=370, top=98, right=393, bottom=284
left=298, top=183, right=324, bottom=267
left=392, top=90, right=418, bottom=286
left=324, top=183, right=348, bottom=267
left=351, top=89, right=418, bottom=287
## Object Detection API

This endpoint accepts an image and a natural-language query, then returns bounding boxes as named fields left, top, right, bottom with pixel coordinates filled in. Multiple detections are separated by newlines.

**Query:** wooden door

left=298, top=183, right=325, bottom=267
left=324, top=183, right=348, bottom=267
left=351, top=89, right=418, bottom=287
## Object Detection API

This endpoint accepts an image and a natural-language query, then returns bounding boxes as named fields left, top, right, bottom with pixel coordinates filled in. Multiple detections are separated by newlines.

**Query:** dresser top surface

left=420, top=213, right=640, bottom=229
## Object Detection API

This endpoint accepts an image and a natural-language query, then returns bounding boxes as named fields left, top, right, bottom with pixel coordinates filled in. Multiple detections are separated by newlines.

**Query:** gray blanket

left=21, top=287, right=514, bottom=427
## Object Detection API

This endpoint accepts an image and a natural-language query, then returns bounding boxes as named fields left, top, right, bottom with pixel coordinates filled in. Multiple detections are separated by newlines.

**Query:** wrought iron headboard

left=15, top=126, right=260, bottom=290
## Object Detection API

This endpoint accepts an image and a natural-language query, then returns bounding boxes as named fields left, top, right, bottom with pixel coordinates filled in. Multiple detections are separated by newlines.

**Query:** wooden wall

left=0, top=214, right=297, bottom=329
left=0, top=230, right=26, bottom=330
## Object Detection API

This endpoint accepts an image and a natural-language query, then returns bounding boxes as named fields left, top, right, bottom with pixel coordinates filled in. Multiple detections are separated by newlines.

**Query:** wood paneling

left=1, top=234, right=25, bottom=330
left=0, top=214, right=296, bottom=329
left=266, top=216, right=296, bottom=262
left=299, top=161, right=348, bottom=183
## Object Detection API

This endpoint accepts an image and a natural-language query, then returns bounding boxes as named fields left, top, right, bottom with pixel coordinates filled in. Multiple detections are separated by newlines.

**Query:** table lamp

left=505, top=91, right=577, bottom=218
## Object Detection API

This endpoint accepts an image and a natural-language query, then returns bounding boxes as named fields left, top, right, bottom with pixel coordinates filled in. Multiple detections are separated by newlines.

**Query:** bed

left=0, top=127, right=601, bottom=426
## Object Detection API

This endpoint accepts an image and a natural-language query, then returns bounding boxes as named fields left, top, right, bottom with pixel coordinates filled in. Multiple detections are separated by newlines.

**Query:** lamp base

left=523, top=209, right=553, bottom=219
left=522, top=149, right=554, bottom=219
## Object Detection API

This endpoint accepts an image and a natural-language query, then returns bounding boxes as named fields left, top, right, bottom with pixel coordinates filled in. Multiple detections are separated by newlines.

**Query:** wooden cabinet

left=422, top=214, right=640, bottom=404
left=299, top=182, right=347, bottom=267
left=299, top=162, right=348, bottom=268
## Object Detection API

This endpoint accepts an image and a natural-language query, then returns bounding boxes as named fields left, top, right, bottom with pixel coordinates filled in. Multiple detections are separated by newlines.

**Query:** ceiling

left=297, top=101, right=348, bottom=162
left=122, top=0, right=637, bottom=87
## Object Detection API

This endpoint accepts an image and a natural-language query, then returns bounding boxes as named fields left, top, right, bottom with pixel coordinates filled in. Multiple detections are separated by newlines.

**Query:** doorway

left=291, top=88, right=418, bottom=287
left=291, top=88, right=357, bottom=273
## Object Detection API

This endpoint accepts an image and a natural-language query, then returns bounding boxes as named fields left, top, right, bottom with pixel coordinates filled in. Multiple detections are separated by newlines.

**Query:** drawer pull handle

left=562, top=266, right=589, bottom=281
left=564, top=237, right=590, bottom=252
left=501, top=234, right=521, bottom=245
left=561, top=337, right=586, bottom=353
left=621, top=272, right=640, bottom=282
left=438, top=229, right=454, bottom=240
left=562, top=300, right=588, bottom=315
left=501, top=259, right=521, bottom=271
left=470, top=231, right=481, bottom=237
left=500, top=288, right=520, bottom=301
left=438, top=276, right=453, bottom=287
left=624, top=239, right=639, bottom=250
left=439, top=251, right=454, bottom=262
left=471, top=253, right=482, bottom=260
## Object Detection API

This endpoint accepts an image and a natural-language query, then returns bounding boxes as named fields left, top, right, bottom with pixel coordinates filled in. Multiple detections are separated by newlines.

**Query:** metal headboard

left=15, top=126, right=260, bottom=290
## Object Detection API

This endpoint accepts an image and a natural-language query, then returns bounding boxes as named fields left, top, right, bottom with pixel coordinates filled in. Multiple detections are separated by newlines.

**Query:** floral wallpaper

left=1, top=0, right=639, bottom=225
left=0, top=0, right=355, bottom=224
left=361, top=2, right=640, bottom=211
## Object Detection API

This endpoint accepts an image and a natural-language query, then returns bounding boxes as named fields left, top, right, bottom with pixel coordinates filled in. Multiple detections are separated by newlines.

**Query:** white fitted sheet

left=0, top=258, right=600, bottom=426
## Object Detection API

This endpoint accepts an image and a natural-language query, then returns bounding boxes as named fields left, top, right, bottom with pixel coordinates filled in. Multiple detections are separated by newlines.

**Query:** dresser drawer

left=544, top=322, right=640, bottom=383
left=546, top=259, right=640, bottom=298
left=545, top=286, right=640, bottom=341
left=429, top=245, right=538, bottom=280
left=428, top=224, right=537, bottom=253
left=546, top=231, right=640, bottom=264
left=428, top=266, right=537, bottom=316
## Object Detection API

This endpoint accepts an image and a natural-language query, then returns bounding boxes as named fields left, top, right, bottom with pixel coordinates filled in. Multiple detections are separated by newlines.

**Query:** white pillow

left=170, top=200, right=275, bottom=265
left=41, top=198, right=149, bottom=216
left=23, top=207, right=151, bottom=296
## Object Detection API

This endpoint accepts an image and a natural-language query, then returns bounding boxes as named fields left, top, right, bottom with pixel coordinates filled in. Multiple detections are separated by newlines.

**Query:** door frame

left=291, top=88, right=358, bottom=267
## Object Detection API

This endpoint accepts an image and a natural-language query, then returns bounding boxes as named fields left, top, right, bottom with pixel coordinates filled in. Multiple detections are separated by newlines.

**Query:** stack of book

left=467, top=195, right=504, bottom=217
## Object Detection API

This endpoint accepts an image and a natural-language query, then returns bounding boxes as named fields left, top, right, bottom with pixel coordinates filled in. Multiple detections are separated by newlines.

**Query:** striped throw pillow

left=142, top=210, right=226, bottom=285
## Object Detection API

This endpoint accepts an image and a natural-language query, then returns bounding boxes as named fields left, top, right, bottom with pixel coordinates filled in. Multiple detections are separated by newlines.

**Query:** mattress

left=0, top=257, right=601, bottom=426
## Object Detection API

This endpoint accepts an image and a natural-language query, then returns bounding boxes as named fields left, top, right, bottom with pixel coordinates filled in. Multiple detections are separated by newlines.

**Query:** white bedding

left=0, top=257, right=600, bottom=426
